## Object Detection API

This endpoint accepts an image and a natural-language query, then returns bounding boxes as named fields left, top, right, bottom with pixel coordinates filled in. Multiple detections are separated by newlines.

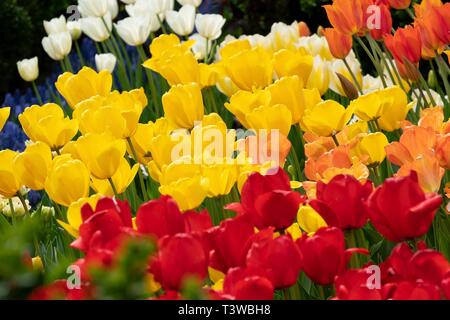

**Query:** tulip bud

left=427, top=70, right=437, bottom=89
left=323, top=28, right=352, bottom=59
left=41, top=32, right=72, bottom=61
left=80, top=13, right=112, bottom=43
left=317, top=26, right=325, bottom=37
left=195, top=13, right=226, bottom=40
left=44, top=15, right=68, bottom=35
left=115, top=16, right=153, bottom=46
left=336, top=72, right=359, bottom=100
left=95, top=53, right=117, bottom=73
left=166, top=4, right=196, bottom=37
left=67, top=21, right=82, bottom=40
left=17, top=57, right=39, bottom=82
left=298, top=21, right=311, bottom=37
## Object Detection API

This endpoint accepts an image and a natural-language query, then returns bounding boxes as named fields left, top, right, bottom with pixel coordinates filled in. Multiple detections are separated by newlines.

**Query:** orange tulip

left=388, top=0, right=411, bottom=10
left=385, top=26, right=422, bottom=65
left=323, top=28, right=352, bottom=59
left=436, top=134, right=450, bottom=169
left=298, top=21, right=311, bottom=37
left=324, top=0, right=369, bottom=35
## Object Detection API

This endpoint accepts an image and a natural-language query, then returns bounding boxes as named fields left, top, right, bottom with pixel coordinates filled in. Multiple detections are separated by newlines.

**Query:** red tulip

left=309, top=174, right=373, bottom=229
left=183, top=209, right=213, bottom=233
left=297, top=227, right=368, bottom=285
left=71, top=197, right=133, bottom=254
left=366, top=171, right=442, bottom=242
left=136, top=196, right=185, bottom=239
left=333, top=268, right=383, bottom=300
left=407, top=250, right=450, bottom=286
left=323, top=28, right=353, bottom=59
left=385, top=25, right=422, bottom=65
left=246, top=235, right=302, bottom=289
left=222, top=267, right=274, bottom=300
left=226, top=168, right=305, bottom=230
left=385, top=281, right=441, bottom=300
left=369, top=4, right=392, bottom=41
left=324, top=0, right=371, bottom=35
left=151, top=233, right=208, bottom=291
left=207, top=215, right=273, bottom=273
left=29, top=280, right=90, bottom=300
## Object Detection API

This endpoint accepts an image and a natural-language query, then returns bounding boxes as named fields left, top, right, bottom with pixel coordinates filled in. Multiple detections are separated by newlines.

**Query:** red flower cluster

left=30, top=168, right=446, bottom=300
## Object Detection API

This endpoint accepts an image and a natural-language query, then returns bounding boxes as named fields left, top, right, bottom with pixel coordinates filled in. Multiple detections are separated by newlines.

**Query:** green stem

left=137, top=45, right=160, bottom=116
left=74, top=40, right=86, bottom=67
left=127, top=137, right=149, bottom=201
left=435, top=55, right=450, bottom=104
left=8, top=198, right=16, bottom=225
left=332, top=134, right=339, bottom=147
left=31, top=81, right=43, bottom=104
left=108, top=178, right=120, bottom=199
left=355, top=37, right=387, bottom=88
left=64, top=56, right=74, bottom=73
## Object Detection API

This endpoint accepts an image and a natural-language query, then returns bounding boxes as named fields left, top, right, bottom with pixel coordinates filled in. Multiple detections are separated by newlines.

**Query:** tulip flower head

left=166, top=4, right=196, bottom=37
left=42, top=32, right=72, bottom=61
left=95, top=53, right=117, bottom=73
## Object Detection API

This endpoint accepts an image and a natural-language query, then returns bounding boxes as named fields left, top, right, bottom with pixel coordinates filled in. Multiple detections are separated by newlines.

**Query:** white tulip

left=0, top=197, right=30, bottom=217
left=44, top=15, right=68, bottom=35
left=42, top=32, right=73, bottom=61
left=177, top=0, right=202, bottom=7
left=362, top=74, right=384, bottom=94
left=107, top=0, right=119, bottom=19
left=195, top=13, right=226, bottom=40
left=115, top=16, right=152, bottom=46
left=120, top=0, right=136, bottom=4
left=125, top=1, right=162, bottom=32
left=166, top=5, right=195, bottom=36
left=267, top=21, right=299, bottom=51
left=189, top=33, right=211, bottom=60
left=147, top=0, right=174, bottom=20
left=95, top=53, right=117, bottom=73
left=67, top=21, right=82, bottom=40
left=80, top=13, right=112, bottom=42
left=17, top=57, right=39, bottom=82
left=78, top=0, right=109, bottom=17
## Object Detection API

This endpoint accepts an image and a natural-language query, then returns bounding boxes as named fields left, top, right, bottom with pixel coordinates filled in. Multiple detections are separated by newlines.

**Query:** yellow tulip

left=45, top=154, right=90, bottom=207
left=306, top=57, right=331, bottom=96
left=302, top=100, right=354, bottom=137
left=58, top=194, right=102, bottom=237
left=219, top=39, right=252, bottom=59
left=273, top=49, right=313, bottom=85
left=148, top=34, right=194, bottom=59
left=0, top=107, right=10, bottom=131
left=225, top=90, right=271, bottom=128
left=73, top=88, right=146, bottom=138
left=246, top=104, right=293, bottom=136
left=91, top=159, right=139, bottom=196
left=71, top=133, right=127, bottom=180
left=202, top=163, right=238, bottom=197
left=14, top=142, right=52, bottom=190
left=159, top=175, right=209, bottom=211
left=377, top=87, right=413, bottom=132
left=55, top=67, right=112, bottom=109
left=266, top=76, right=306, bottom=123
left=297, top=205, right=327, bottom=235
left=353, top=133, right=389, bottom=166
left=128, top=118, right=174, bottom=164
left=162, top=83, right=204, bottom=129
left=351, top=90, right=390, bottom=122
left=18, top=103, right=78, bottom=150
left=223, top=47, right=273, bottom=91
left=0, top=150, right=21, bottom=198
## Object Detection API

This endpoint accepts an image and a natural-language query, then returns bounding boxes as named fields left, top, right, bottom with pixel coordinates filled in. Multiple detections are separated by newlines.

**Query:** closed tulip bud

left=324, top=0, right=369, bottom=35
left=336, top=72, right=359, bottom=100
left=17, top=57, right=39, bottom=82
left=302, top=100, right=354, bottom=137
left=177, top=0, right=202, bottom=7
left=151, top=233, right=208, bottom=291
left=44, top=15, right=68, bottom=35
left=166, top=5, right=196, bottom=36
left=162, top=83, right=204, bottom=129
left=298, top=21, right=311, bottom=37
left=0, top=150, right=22, bottom=198
left=67, top=21, right=82, bottom=40
left=44, top=155, right=90, bottom=207
left=71, top=133, right=127, bottom=180
left=115, top=16, right=153, bottom=46
left=78, top=0, right=109, bottom=17
left=14, top=142, right=53, bottom=191
left=80, top=13, right=112, bottom=43
left=297, top=227, right=367, bottom=285
left=226, top=168, right=305, bottom=231
left=195, top=13, right=226, bottom=40
left=0, top=107, right=10, bottom=132
left=18, top=103, right=78, bottom=150
left=107, top=0, right=119, bottom=19
left=56, top=67, right=112, bottom=109
left=385, top=26, right=421, bottom=66
left=366, top=171, right=442, bottom=242
left=428, top=70, right=437, bottom=89
left=95, top=53, right=117, bottom=73
left=42, top=32, right=72, bottom=61
left=247, top=236, right=302, bottom=289
left=309, top=175, right=373, bottom=229
left=323, top=28, right=352, bottom=59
